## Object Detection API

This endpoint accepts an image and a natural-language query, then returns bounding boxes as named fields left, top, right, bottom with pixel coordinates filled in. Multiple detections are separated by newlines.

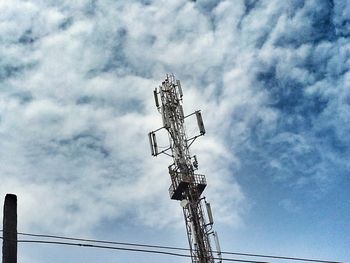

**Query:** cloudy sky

left=0, top=0, right=349, bottom=262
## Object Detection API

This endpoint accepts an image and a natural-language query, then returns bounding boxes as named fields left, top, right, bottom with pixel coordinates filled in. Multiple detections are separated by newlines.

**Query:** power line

left=1, top=236, right=269, bottom=263
left=18, top=231, right=184, bottom=252
left=0, top=231, right=344, bottom=263
left=16, top=238, right=195, bottom=259
left=15, top=231, right=344, bottom=263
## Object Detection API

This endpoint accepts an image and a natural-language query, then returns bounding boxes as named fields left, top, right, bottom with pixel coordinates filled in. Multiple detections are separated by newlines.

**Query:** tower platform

left=168, top=173, right=207, bottom=200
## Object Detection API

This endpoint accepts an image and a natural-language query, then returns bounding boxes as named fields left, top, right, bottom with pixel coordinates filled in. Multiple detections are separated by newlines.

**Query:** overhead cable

left=0, top=230, right=344, bottom=263
left=2, top=237, right=269, bottom=263
left=16, top=231, right=343, bottom=263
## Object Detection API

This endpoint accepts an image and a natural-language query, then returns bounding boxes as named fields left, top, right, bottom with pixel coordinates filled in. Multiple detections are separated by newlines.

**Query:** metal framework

left=148, top=74, right=221, bottom=263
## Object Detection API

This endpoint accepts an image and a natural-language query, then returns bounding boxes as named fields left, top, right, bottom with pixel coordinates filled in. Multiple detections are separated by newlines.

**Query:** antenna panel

left=152, top=132, right=158, bottom=156
left=162, top=106, right=170, bottom=128
left=176, top=80, right=183, bottom=98
left=179, top=105, right=185, bottom=122
left=159, top=86, right=164, bottom=100
left=214, top=231, right=222, bottom=262
left=205, top=202, right=214, bottom=225
left=195, top=111, right=206, bottom=135
left=148, top=132, right=158, bottom=156
left=190, top=222, right=197, bottom=245
left=153, top=88, right=159, bottom=108
left=148, top=132, right=155, bottom=156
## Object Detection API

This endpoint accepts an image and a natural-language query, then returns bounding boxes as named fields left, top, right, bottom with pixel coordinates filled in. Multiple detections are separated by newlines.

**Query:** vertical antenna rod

left=149, top=74, right=221, bottom=263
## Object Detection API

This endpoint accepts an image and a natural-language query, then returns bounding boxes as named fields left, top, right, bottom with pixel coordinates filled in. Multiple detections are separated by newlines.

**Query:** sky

left=0, top=0, right=349, bottom=262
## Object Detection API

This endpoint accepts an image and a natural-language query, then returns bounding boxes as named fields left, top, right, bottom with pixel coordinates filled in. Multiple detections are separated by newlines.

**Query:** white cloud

left=0, top=1, right=349, bottom=262
left=0, top=0, right=248, bottom=235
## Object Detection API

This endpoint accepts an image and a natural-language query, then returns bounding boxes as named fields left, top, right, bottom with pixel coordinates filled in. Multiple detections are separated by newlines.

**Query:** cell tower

left=148, top=74, right=222, bottom=263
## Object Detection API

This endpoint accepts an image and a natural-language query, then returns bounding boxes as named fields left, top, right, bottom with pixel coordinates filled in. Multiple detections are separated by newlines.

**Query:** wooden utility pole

left=2, top=194, right=17, bottom=263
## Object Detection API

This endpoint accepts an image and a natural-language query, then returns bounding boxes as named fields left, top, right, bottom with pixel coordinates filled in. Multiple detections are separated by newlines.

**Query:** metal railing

left=168, top=173, right=207, bottom=199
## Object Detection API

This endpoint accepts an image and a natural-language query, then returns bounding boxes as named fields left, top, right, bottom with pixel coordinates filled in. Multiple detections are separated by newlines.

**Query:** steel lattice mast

left=148, top=74, right=222, bottom=263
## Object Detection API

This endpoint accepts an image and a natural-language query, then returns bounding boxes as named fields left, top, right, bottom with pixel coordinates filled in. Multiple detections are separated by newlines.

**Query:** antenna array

left=148, top=74, right=221, bottom=263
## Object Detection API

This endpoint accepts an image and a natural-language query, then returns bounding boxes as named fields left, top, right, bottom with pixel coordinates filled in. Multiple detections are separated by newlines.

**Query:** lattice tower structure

left=149, top=74, right=221, bottom=263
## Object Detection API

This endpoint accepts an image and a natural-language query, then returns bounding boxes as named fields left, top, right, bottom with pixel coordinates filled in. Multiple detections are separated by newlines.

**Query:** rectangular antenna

left=214, top=231, right=222, bottom=262
left=206, top=202, right=214, bottom=225
left=153, top=88, right=159, bottom=108
left=148, top=132, right=155, bottom=156
left=176, top=80, right=183, bottom=98
left=179, top=105, right=184, bottom=122
left=152, top=132, right=158, bottom=156
left=190, top=222, right=197, bottom=245
left=196, top=111, right=206, bottom=135
left=162, top=106, right=170, bottom=128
